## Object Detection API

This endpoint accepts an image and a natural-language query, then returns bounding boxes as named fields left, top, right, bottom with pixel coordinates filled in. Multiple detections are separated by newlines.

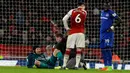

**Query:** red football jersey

left=69, top=8, right=87, bottom=35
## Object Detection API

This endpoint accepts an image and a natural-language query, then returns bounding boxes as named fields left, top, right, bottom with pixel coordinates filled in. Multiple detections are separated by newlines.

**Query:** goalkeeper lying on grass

left=27, top=46, right=63, bottom=69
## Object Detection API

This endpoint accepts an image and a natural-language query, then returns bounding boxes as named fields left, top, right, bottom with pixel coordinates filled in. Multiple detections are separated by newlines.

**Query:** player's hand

left=66, top=29, right=71, bottom=35
left=107, top=26, right=114, bottom=32
left=110, top=26, right=114, bottom=31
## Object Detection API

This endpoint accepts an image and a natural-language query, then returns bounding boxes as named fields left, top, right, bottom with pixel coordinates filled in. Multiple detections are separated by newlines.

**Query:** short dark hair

left=104, top=1, right=111, bottom=6
left=55, top=33, right=63, bottom=38
left=32, top=46, right=40, bottom=51
left=78, top=2, right=85, bottom=6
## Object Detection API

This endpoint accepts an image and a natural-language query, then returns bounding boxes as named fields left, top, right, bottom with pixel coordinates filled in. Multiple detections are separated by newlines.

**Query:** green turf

left=0, top=66, right=129, bottom=73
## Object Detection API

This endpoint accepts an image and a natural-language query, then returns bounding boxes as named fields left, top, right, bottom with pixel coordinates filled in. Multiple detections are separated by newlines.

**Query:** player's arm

left=114, top=16, right=122, bottom=26
left=27, top=53, right=35, bottom=68
left=110, top=11, right=122, bottom=31
left=62, top=9, right=73, bottom=31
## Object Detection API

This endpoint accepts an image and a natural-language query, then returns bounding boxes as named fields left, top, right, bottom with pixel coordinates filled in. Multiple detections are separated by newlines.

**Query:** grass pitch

left=0, top=66, right=129, bottom=73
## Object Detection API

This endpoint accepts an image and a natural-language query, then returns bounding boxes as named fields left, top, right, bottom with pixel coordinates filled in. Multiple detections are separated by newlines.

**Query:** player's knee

left=34, top=60, right=41, bottom=66
left=65, top=49, right=71, bottom=55
left=53, top=49, right=60, bottom=57
left=58, top=53, right=63, bottom=60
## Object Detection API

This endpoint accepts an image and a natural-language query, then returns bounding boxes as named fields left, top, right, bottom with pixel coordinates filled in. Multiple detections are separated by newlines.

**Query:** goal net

left=0, top=0, right=129, bottom=68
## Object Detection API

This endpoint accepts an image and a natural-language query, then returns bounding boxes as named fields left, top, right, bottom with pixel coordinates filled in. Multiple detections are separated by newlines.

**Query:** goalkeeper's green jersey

left=34, top=53, right=48, bottom=63
left=27, top=53, right=48, bottom=68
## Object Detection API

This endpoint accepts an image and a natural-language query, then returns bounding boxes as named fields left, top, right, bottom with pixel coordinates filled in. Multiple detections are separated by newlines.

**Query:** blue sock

left=106, top=48, right=112, bottom=66
left=102, top=48, right=112, bottom=67
left=56, top=52, right=63, bottom=66
left=101, top=48, right=108, bottom=66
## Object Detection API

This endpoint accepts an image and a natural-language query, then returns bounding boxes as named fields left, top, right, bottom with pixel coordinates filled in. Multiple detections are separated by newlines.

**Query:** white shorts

left=66, top=33, right=85, bottom=48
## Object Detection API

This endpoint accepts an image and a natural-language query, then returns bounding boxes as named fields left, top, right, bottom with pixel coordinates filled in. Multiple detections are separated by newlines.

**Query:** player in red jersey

left=62, top=2, right=87, bottom=69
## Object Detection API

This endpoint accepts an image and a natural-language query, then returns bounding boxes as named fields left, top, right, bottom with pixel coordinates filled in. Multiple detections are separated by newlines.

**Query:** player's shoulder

left=67, top=9, right=74, bottom=15
left=69, top=9, right=74, bottom=12
left=82, top=9, right=87, bottom=14
left=28, top=52, right=34, bottom=55
left=77, top=8, right=87, bottom=13
left=109, top=9, right=114, bottom=12
left=101, top=10, right=104, bottom=13
left=27, top=52, right=35, bottom=58
left=108, top=9, right=117, bottom=16
left=108, top=9, right=115, bottom=13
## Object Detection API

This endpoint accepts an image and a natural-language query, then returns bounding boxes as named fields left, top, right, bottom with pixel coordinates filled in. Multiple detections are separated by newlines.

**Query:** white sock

left=62, top=55, right=69, bottom=67
left=75, top=54, right=81, bottom=67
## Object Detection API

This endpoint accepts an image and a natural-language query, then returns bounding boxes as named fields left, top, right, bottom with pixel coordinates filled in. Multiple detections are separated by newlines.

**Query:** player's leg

left=80, top=54, right=87, bottom=70
left=74, top=48, right=82, bottom=69
left=105, top=38, right=113, bottom=71
left=55, top=50, right=70, bottom=70
left=48, top=54, right=57, bottom=67
left=101, top=39, right=109, bottom=69
left=101, top=48, right=112, bottom=71
left=106, top=39, right=113, bottom=71
left=106, top=48, right=112, bottom=68
left=53, top=49, right=63, bottom=66
left=75, top=33, right=85, bottom=69
left=101, top=39, right=108, bottom=67
left=101, top=48, right=108, bottom=66
left=62, top=34, right=76, bottom=68
left=100, top=39, right=113, bottom=71
left=101, top=39, right=109, bottom=71
left=34, top=60, right=49, bottom=68
left=62, top=49, right=71, bottom=68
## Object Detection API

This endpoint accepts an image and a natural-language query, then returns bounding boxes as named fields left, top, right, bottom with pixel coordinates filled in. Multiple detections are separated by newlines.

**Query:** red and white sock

left=62, top=49, right=71, bottom=67
left=75, top=50, right=81, bottom=68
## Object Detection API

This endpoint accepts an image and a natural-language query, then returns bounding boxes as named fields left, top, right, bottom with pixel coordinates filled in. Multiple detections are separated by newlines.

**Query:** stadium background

left=0, top=0, right=130, bottom=69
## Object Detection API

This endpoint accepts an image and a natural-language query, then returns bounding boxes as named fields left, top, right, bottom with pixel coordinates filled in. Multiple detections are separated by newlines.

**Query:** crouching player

left=27, top=46, right=63, bottom=69
left=54, top=33, right=87, bottom=70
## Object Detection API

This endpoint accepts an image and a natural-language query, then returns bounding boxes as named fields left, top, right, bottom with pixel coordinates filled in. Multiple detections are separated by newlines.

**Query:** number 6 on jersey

left=75, top=14, right=81, bottom=23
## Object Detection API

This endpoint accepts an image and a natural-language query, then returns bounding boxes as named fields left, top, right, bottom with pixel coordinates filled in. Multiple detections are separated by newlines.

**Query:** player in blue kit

left=100, top=2, right=122, bottom=71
